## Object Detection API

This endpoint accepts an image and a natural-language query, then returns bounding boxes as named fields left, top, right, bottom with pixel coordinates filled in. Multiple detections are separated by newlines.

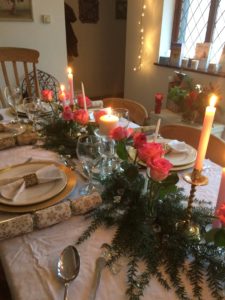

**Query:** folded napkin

left=0, top=137, right=16, bottom=150
left=0, top=164, right=63, bottom=202
left=168, top=140, right=188, bottom=153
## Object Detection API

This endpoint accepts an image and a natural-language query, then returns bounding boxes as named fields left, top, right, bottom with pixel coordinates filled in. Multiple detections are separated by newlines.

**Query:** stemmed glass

left=4, top=86, right=22, bottom=122
left=113, top=108, right=130, bottom=128
left=76, top=135, right=103, bottom=195
left=23, top=97, right=43, bottom=131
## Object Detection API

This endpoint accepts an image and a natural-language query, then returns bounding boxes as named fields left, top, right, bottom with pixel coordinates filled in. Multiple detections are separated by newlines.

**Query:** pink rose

left=110, top=126, right=133, bottom=141
left=73, top=109, right=89, bottom=125
left=94, top=110, right=107, bottom=124
left=216, top=204, right=225, bottom=226
left=77, top=94, right=92, bottom=109
left=147, top=157, right=173, bottom=182
left=133, top=132, right=147, bottom=149
left=138, top=142, right=164, bottom=163
left=62, top=106, right=73, bottom=121
left=41, top=89, right=53, bottom=101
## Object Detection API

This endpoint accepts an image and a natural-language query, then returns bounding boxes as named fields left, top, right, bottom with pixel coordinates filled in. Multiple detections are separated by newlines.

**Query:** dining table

left=0, top=107, right=223, bottom=300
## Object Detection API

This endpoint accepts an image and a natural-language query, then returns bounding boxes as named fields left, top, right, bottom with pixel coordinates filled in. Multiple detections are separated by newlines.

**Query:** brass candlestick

left=183, top=168, right=208, bottom=222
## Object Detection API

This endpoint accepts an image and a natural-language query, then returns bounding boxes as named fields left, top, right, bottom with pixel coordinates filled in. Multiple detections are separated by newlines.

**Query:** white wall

left=66, top=0, right=126, bottom=98
left=124, top=0, right=225, bottom=123
left=0, top=0, right=68, bottom=84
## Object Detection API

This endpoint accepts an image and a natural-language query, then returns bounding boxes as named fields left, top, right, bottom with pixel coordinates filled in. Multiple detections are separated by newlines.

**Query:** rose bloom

left=110, top=126, right=133, bottom=141
left=94, top=110, right=107, bottom=124
left=147, top=157, right=173, bottom=182
left=138, top=142, right=164, bottom=163
left=41, top=89, right=53, bottom=102
left=73, top=109, right=89, bottom=125
left=216, top=204, right=225, bottom=226
left=62, top=106, right=73, bottom=121
left=133, top=132, right=147, bottom=149
left=77, top=94, right=92, bottom=109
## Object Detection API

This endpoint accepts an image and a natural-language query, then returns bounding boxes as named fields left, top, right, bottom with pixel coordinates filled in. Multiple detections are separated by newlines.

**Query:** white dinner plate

left=127, top=139, right=197, bottom=170
left=0, top=123, right=25, bottom=140
left=0, top=162, right=67, bottom=206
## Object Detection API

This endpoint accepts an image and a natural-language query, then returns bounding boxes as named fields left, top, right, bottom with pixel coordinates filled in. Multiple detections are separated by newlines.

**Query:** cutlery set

left=58, top=246, right=106, bottom=300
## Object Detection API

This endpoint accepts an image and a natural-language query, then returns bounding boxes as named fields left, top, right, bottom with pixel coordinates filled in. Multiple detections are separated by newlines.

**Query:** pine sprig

left=76, top=163, right=225, bottom=300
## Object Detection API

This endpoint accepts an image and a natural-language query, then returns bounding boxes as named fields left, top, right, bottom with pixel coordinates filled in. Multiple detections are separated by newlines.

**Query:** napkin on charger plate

left=0, top=164, right=63, bottom=201
left=167, top=140, right=188, bottom=153
left=0, top=192, right=102, bottom=240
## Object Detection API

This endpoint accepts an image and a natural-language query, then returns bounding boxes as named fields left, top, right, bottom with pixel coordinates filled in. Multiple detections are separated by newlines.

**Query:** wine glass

left=4, top=86, right=22, bottom=122
left=23, top=97, right=43, bottom=131
left=76, top=135, right=103, bottom=195
left=113, top=108, right=130, bottom=128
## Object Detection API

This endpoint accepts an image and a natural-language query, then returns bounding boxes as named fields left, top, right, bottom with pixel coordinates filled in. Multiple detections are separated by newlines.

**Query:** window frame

left=171, top=0, right=220, bottom=45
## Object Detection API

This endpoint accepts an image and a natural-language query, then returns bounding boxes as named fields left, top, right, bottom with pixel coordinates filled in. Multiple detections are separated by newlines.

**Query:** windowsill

left=154, top=62, right=225, bottom=78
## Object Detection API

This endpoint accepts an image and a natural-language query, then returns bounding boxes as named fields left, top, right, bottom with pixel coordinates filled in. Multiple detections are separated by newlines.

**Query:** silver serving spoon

left=57, top=245, right=80, bottom=300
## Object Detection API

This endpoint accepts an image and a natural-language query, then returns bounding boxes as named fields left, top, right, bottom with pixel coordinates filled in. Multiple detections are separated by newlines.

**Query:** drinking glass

left=113, top=108, right=129, bottom=128
left=76, top=135, right=103, bottom=195
left=23, top=97, right=43, bottom=131
left=4, top=86, right=22, bottom=122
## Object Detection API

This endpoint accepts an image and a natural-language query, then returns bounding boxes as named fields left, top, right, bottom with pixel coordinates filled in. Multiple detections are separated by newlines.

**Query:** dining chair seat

left=0, top=47, right=40, bottom=107
left=160, top=123, right=225, bottom=166
left=102, top=97, right=148, bottom=126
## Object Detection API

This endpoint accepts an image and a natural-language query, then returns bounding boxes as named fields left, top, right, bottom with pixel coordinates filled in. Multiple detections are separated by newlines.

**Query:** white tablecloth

left=0, top=108, right=223, bottom=300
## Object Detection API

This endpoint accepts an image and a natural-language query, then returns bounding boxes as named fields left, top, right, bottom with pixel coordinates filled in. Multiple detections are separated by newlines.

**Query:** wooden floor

left=0, top=262, right=12, bottom=300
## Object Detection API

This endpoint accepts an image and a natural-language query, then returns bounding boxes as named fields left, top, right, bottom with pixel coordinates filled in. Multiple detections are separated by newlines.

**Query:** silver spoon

left=57, top=245, right=80, bottom=300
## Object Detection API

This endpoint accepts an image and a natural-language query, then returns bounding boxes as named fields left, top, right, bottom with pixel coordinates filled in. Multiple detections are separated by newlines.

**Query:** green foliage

left=168, top=86, right=188, bottom=105
left=76, top=164, right=225, bottom=300
left=40, top=117, right=97, bottom=157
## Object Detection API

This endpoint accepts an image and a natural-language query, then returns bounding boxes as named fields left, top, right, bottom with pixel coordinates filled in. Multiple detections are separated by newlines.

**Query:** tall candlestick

left=216, top=168, right=225, bottom=210
left=67, top=67, right=74, bottom=104
left=81, top=82, right=87, bottom=111
left=194, top=95, right=217, bottom=171
left=153, top=118, right=161, bottom=142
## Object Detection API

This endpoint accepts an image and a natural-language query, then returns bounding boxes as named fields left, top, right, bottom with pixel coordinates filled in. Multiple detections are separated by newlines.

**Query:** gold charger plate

left=0, top=161, right=77, bottom=213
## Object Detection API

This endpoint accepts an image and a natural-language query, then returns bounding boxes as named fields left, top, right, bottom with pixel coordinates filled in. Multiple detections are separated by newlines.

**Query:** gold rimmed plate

left=0, top=161, right=77, bottom=213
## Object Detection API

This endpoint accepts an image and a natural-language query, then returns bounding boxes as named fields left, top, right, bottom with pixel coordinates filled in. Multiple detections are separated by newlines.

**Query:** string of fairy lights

left=133, top=1, right=146, bottom=72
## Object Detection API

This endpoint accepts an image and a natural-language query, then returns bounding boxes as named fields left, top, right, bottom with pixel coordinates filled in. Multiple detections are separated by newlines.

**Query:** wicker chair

left=102, top=97, right=148, bottom=126
left=22, top=69, right=60, bottom=100
left=160, top=124, right=225, bottom=166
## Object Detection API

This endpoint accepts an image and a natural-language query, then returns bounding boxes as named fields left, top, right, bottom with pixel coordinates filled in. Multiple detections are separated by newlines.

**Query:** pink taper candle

left=216, top=168, right=225, bottom=210
left=194, top=95, right=217, bottom=171
left=67, top=67, right=74, bottom=104
left=81, top=82, right=87, bottom=111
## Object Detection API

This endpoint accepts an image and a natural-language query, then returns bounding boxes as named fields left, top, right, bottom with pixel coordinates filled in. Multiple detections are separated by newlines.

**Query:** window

left=172, top=0, right=225, bottom=64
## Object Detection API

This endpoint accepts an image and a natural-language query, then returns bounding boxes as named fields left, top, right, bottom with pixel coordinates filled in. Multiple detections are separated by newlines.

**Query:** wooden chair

left=102, top=97, right=148, bottom=126
left=0, top=47, right=40, bottom=106
left=160, top=124, right=225, bottom=166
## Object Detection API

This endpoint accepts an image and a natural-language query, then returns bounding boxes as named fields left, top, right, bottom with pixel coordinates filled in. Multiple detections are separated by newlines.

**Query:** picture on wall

left=0, top=0, right=33, bottom=21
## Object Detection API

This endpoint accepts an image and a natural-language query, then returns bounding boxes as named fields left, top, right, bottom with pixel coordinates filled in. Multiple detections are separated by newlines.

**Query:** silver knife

left=89, top=257, right=106, bottom=300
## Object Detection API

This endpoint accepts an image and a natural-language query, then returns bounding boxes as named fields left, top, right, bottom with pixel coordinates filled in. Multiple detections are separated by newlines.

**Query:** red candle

left=194, top=95, right=217, bottom=171
left=67, top=67, right=74, bottom=104
left=154, top=93, right=164, bottom=114
left=216, top=168, right=225, bottom=210
left=59, top=84, right=66, bottom=101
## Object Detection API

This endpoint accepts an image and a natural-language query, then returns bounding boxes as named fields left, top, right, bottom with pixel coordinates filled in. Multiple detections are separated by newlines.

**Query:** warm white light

left=143, top=4, right=146, bottom=9
left=209, top=95, right=217, bottom=107
left=140, top=28, right=144, bottom=33
left=60, top=84, right=65, bottom=92
left=133, top=67, right=137, bottom=71
left=142, top=13, right=145, bottom=16
left=67, top=67, right=72, bottom=74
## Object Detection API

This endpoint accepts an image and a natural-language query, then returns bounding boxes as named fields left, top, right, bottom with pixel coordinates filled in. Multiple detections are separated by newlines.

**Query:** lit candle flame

left=60, top=84, right=65, bottom=92
left=210, top=94, right=217, bottom=107
left=106, top=107, right=112, bottom=115
left=67, top=67, right=72, bottom=74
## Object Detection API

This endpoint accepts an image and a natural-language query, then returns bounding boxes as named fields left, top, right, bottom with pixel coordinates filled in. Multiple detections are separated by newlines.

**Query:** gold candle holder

left=183, top=168, right=208, bottom=222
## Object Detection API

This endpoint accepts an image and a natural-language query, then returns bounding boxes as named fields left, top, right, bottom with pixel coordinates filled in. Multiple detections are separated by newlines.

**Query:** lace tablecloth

left=0, top=143, right=222, bottom=300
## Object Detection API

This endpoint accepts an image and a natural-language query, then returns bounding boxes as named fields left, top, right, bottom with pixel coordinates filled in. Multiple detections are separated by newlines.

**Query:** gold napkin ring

left=23, top=173, right=38, bottom=188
